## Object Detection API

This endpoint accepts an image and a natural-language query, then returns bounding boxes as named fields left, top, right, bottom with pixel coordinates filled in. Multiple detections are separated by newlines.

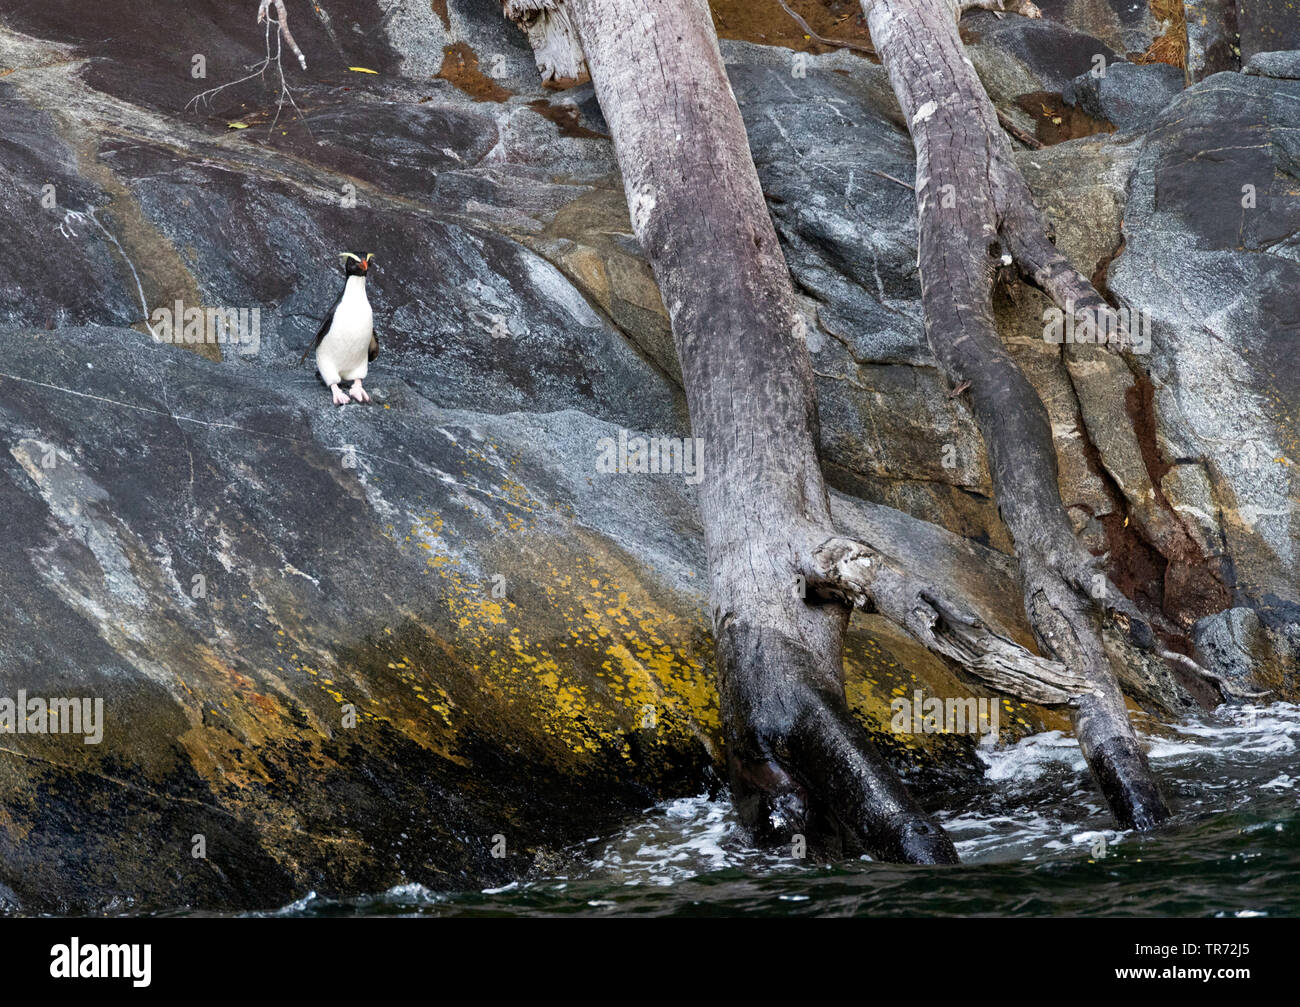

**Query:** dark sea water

left=256, top=703, right=1300, bottom=918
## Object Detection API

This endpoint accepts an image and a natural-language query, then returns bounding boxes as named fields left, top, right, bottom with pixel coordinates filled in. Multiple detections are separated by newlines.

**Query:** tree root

left=718, top=620, right=959, bottom=863
left=1156, top=649, right=1272, bottom=702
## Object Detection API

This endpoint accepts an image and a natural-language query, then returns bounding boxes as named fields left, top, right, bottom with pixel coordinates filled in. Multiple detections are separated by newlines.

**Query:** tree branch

left=807, top=537, right=1096, bottom=706
left=188, top=3, right=313, bottom=139
left=502, top=0, right=588, bottom=83
left=775, top=0, right=877, bottom=56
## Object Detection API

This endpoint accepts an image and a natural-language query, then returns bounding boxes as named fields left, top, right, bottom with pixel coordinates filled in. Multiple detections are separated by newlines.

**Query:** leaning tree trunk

left=501, top=0, right=1113, bottom=862
left=860, top=0, right=1171, bottom=828
left=553, top=0, right=957, bottom=863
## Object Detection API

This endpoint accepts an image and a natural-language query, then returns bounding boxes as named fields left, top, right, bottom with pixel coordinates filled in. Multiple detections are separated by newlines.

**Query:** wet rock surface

left=0, top=322, right=1045, bottom=912
left=1107, top=70, right=1300, bottom=611
left=0, top=1, right=1297, bottom=911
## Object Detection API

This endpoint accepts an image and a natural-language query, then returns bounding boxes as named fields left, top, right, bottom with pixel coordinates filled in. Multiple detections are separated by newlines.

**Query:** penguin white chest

left=316, top=276, right=373, bottom=382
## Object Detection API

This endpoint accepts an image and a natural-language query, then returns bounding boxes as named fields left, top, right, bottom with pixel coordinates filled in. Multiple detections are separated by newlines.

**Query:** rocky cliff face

left=0, top=1, right=1295, bottom=912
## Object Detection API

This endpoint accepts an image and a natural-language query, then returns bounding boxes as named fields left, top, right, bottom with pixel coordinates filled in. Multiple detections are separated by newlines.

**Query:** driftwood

left=860, top=0, right=1170, bottom=828
left=502, top=0, right=588, bottom=82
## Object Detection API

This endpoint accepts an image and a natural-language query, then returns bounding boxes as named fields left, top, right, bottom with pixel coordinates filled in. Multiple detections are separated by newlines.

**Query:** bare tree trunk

left=553, top=0, right=965, bottom=862
left=860, top=0, right=1171, bottom=828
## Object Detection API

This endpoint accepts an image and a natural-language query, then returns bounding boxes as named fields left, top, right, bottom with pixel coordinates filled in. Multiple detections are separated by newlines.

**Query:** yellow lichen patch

left=394, top=510, right=721, bottom=767
left=357, top=445, right=1067, bottom=784
left=172, top=645, right=301, bottom=791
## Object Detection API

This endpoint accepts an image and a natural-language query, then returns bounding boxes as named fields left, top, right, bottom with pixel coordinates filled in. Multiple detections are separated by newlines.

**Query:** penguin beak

left=358, top=260, right=368, bottom=272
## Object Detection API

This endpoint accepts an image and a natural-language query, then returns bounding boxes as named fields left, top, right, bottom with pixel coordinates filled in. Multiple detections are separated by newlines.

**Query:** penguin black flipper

left=298, top=290, right=344, bottom=366
left=369, top=331, right=380, bottom=362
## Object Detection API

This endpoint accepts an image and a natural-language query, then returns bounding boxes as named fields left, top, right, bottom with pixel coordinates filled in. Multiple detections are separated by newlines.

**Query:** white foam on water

left=931, top=703, right=1300, bottom=862
left=1154, top=702, right=1300, bottom=759
left=976, top=729, right=1088, bottom=782
left=579, top=795, right=786, bottom=886
left=261, top=704, right=1300, bottom=912
left=940, top=809, right=1073, bottom=862
left=383, top=882, right=446, bottom=905
left=270, top=890, right=319, bottom=915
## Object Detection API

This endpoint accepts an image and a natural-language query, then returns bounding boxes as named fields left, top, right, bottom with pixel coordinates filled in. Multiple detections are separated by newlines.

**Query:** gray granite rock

left=1108, top=71, right=1300, bottom=608
left=963, top=9, right=1118, bottom=102
left=1238, top=0, right=1300, bottom=63
left=1062, top=59, right=1185, bottom=129
left=1243, top=49, right=1300, bottom=78
left=1031, top=0, right=1166, bottom=56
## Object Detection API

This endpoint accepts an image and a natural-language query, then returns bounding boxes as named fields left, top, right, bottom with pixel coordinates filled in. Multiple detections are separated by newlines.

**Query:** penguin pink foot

left=331, top=383, right=351, bottom=406
left=348, top=380, right=371, bottom=404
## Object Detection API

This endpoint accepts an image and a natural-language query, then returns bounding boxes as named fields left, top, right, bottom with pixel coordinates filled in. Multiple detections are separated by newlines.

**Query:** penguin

left=301, top=252, right=379, bottom=405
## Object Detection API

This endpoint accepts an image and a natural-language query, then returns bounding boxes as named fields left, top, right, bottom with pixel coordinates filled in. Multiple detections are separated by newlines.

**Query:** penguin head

left=339, top=252, right=375, bottom=277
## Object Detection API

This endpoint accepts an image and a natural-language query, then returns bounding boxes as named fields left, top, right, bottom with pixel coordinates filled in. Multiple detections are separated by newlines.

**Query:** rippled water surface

left=259, top=703, right=1300, bottom=917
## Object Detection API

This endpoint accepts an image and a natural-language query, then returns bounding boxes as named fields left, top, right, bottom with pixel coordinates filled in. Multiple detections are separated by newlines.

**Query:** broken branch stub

left=502, top=0, right=588, bottom=83
left=808, top=537, right=1096, bottom=706
left=258, top=0, right=307, bottom=70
